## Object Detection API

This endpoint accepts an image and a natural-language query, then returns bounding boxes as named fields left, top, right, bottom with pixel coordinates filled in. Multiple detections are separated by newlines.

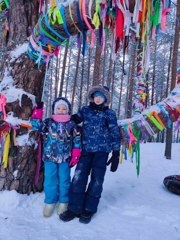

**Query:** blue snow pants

left=44, top=161, right=70, bottom=204
left=68, top=151, right=109, bottom=213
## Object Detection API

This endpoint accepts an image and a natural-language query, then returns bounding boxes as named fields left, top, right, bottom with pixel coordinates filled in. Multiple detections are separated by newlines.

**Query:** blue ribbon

left=44, top=14, right=66, bottom=41
left=76, top=0, right=87, bottom=55
left=60, top=5, right=72, bottom=37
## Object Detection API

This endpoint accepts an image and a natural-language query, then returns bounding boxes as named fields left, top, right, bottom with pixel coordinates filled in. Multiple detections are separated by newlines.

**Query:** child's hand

left=31, top=102, right=44, bottom=119
left=69, top=148, right=81, bottom=168
left=106, top=151, right=120, bottom=172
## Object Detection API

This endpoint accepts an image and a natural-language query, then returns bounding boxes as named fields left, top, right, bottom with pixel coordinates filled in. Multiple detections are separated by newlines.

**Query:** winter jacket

left=31, top=97, right=80, bottom=163
left=31, top=118, right=80, bottom=163
left=72, top=103, right=121, bottom=153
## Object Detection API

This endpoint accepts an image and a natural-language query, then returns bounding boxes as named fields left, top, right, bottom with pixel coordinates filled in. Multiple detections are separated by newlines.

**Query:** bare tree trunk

left=117, top=63, right=124, bottom=118
left=65, top=47, right=72, bottom=98
left=59, top=41, right=69, bottom=96
left=145, top=72, right=149, bottom=108
left=165, top=39, right=173, bottom=97
left=151, top=40, right=157, bottom=106
left=86, top=48, right=91, bottom=105
left=93, top=38, right=101, bottom=86
left=79, top=56, right=85, bottom=109
left=165, top=1, right=180, bottom=159
left=127, top=42, right=136, bottom=118
left=71, top=46, right=81, bottom=112
left=102, top=46, right=106, bottom=85
left=110, top=61, right=116, bottom=108
left=107, top=51, right=113, bottom=89
left=55, top=57, right=59, bottom=99
left=124, top=57, right=132, bottom=118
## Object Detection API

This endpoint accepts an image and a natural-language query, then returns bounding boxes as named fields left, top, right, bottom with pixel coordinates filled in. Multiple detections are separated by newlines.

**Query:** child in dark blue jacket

left=60, top=85, right=121, bottom=224
left=31, top=97, right=81, bottom=217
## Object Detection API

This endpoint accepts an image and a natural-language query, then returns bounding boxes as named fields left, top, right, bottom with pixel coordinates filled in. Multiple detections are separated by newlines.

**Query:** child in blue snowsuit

left=31, top=97, right=81, bottom=217
left=60, top=85, right=121, bottom=224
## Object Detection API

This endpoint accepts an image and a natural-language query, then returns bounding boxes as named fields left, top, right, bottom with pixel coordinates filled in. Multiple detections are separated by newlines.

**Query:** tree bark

left=59, top=41, right=69, bottom=96
left=151, top=40, right=157, bottom=106
left=127, top=42, right=136, bottom=118
left=65, top=47, right=72, bottom=98
left=165, top=39, right=173, bottom=97
left=92, top=38, right=102, bottom=86
left=165, top=1, right=180, bottom=159
left=71, top=46, right=81, bottom=112
left=0, top=0, right=46, bottom=193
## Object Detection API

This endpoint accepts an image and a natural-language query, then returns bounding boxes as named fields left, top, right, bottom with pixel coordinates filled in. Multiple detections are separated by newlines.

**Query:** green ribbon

left=131, top=124, right=141, bottom=176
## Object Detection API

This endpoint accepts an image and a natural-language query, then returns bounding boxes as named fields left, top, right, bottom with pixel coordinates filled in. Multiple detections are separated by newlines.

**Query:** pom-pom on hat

left=88, top=85, right=110, bottom=106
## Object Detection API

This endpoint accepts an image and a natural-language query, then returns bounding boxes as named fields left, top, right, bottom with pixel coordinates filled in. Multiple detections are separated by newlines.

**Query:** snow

left=0, top=143, right=180, bottom=240
left=9, top=43, right=28, bottom=60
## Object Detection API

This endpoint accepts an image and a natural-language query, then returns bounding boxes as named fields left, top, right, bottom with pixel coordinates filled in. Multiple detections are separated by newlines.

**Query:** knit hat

left=93, top=91, right=106, bottom=103
left=88, top=85, right=111, bottom=106
left=52, top=97, right=71, bottom=114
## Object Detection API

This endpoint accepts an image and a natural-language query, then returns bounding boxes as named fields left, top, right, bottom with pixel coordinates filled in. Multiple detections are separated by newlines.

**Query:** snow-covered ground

left=0, top=143, right=180, bottom=240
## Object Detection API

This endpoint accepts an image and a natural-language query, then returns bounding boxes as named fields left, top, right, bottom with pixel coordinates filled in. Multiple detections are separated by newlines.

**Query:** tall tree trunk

left=106, top=49, right=113, bottom=89
left=127, top=42, right=136, bottom=118
left=71, top=46, right=81, bottom=112
left=151, top=40, right=157, bottom=106
left=165, top=39, right=173, bottom=97
left=65, top=47, right=72, bottom=98
left=55, top=57, right=59, bottom=98
left=86, top=48, right=91, bottom=105
left=125, top=56, right=132, bottom=118
left=0, top=0, right=46, bottom=193
left=59, top=42, right=69, bottom=96
left=102, top=46, right=107, bottom=85
left=117, top=62, right=124, bottom=118
left=165, top=1, right=180, bottom=159
left=110, top=61, right=116, bottom=108
left=92, top=38, right=101, bottom=86
left=79, top=56, right=85, bottom=109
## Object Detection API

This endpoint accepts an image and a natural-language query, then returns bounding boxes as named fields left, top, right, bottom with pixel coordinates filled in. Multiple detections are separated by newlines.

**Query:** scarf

left=52, top=114, right=70, bottom=122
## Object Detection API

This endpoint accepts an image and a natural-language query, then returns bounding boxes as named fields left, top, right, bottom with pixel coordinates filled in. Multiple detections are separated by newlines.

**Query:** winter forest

left=0, top=0, right=180, bottom=238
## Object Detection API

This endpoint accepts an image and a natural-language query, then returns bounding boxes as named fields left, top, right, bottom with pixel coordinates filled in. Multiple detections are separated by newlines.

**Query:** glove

left=31, top=102, right=44, bottom=119
left=69, top=148, right=81, bottom=168
left=106, top=151, right=120, bottom=172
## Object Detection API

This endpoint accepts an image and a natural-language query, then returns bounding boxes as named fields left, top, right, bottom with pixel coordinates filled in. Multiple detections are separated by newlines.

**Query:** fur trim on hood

left=88, top=85, right=111, bottom=106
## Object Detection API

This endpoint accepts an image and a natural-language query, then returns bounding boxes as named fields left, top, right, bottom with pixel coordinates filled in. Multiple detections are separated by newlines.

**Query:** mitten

left=31, top=102, right=44, bottom=119
left=106, top=151, right=120, bottom=172
left=69, top=148, right=81, bottom=168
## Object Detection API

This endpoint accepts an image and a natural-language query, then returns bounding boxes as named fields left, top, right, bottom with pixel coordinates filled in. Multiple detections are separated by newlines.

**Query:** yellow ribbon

left=120, top=145, right=124, bottom=164
left=49, top=7, right=64, bottom=25
left=92, top=0, right=101, bottom=29
left=2, top=132, right=10, bottom=169
left=51, top=0, right=56, bottom=8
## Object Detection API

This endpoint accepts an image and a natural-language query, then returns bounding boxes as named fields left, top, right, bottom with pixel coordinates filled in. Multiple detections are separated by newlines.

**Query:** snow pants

left=44, top=161, right=70, bottom=204
left=68, top=151, right=109, bottom=213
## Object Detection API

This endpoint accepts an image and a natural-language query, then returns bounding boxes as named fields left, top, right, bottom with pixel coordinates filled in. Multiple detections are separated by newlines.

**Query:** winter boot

left=79, top=211, right=93, bottom=224
left=57, top=203, right=68, bottom=215
left=43, top=204, right=56, bottom=217
left=59, top=210, right=80, bottom=222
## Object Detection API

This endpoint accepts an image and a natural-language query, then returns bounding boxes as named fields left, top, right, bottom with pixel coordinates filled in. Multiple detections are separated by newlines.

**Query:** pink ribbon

left=161, top=8, right=170, bottom=31
left=0, top=94, right=7, bottom=120
left=82, top=0, right=95, bottom=48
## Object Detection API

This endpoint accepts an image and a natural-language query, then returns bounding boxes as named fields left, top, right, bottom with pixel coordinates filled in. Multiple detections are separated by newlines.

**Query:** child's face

left=56, top=104, right=68, bottom=115
left=94, top=96, right=104, bottom=105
